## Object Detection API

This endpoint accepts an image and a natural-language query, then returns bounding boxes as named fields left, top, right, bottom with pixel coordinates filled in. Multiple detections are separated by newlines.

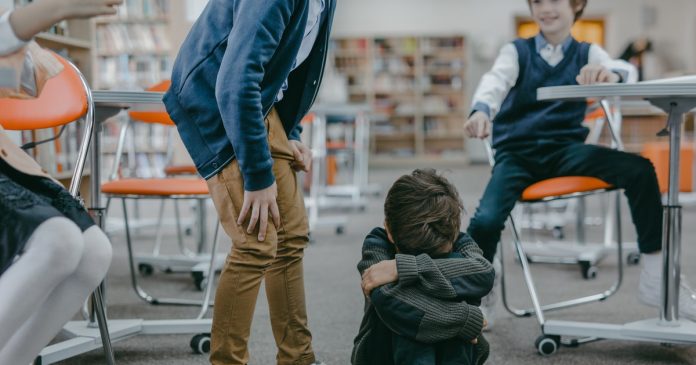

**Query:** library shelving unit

left=331, top=35, right=469, bottom=166
left=92, top=0, right=174, bottom=179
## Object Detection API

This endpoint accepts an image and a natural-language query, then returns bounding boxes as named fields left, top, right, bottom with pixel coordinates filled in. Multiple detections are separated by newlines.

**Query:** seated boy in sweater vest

left=352, top=169, right=495, bottom=365
left=464, top=0, right=696, bottom=327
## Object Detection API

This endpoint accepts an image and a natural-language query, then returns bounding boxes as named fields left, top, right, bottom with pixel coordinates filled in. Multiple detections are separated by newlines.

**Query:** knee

left=33, top=218, right=85, bottom=276
left=625, top=156, right=659, bottom=185
left=73, top=227, right=113, bottom=285
left=469, top=211, right=506, bottom=235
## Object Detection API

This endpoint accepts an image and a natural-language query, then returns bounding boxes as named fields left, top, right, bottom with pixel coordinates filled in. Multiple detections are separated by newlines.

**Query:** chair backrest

left=0, top=53, right=94, bottom=197
left=0, top=54, right=87, bottom=130
left=128, top=80, right=174, bottom=126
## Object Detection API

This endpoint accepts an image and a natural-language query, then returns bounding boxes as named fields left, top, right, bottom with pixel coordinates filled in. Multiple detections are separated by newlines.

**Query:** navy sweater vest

left=492, top=37, right=591, bottom=149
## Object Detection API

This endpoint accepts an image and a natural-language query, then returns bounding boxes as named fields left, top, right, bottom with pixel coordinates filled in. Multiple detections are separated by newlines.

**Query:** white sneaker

left=638, top=265, right=696, bottom=321
left=480, top=256, right=501, bottom=331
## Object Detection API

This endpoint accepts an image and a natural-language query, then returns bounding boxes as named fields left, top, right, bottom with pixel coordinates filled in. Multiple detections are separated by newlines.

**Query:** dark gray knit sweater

left=351, top=227, right=495, bottom=365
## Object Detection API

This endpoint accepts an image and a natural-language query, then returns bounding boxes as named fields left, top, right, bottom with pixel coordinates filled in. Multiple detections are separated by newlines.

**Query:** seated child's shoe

left=638, top=252, right=696, bottom=321
left=481, top=256, right=501, bottom=331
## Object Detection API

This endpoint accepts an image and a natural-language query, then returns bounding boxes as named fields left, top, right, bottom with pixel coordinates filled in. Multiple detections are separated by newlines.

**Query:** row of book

left=96, top=24, right=171, bottom=55
left=97, top=54, right=171, bottom=90
left=110, top=0, right=169, bottom=20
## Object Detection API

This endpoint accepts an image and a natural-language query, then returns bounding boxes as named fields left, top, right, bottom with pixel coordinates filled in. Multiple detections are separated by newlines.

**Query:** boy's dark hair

left=527, top=0, right=587, bottom=21
left=384, top=169, right=463, bottom=256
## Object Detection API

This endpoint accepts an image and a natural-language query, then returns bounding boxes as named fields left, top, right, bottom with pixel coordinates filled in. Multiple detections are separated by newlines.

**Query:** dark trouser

left=392, top=335, right=477, bottom=365
left=467, top=141, right=663, bottom=263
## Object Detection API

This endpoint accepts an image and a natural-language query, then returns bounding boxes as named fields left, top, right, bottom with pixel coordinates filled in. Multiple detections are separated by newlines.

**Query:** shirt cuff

left=470, top=102, right=491, bottom=119
left=612, top=69, right=628, bottom=83
left=0, top=11, right=28, bottom=55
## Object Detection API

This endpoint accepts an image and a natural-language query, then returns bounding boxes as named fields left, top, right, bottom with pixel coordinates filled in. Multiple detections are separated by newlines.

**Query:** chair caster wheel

left=191, top=271, right=206, bottom=291
left=580, top=261, right=597, bottom=280
left=190, top=333, right=211, bottom=354
left=138, top=263, right=154, bottom=276
left=535, top=335, right=560, bottom=356
left=336, top=226, right=345, bottom=235
left=552, top=226, right=565, bottom=240
left=627, top=252, right=641, bottom=266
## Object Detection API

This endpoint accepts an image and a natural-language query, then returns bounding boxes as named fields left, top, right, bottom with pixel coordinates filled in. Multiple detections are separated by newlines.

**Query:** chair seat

left=164, top=165, right=198, bottom=176
left=102, top=178, right=209, bottom=196
left=521, top=176, right=613, bottom=202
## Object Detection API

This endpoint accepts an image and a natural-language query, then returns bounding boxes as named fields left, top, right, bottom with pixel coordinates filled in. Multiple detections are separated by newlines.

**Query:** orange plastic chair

left=0, top=54, right=115, bottom=364
left=641, top=141, right=693, bottom=193
left=485, top=99, right=631, bottom=339
left=102, top=80, right=215, bottom=304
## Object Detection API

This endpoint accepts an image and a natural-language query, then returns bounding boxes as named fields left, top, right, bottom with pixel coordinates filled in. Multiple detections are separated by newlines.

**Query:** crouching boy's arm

left=361, top=229, right=495, bottom=304
left=370, top=283, right=485, bottom=344
left=396, top=232, right=494, bottom=303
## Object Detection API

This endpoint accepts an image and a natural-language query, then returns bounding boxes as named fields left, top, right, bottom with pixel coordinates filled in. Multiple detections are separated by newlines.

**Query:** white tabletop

left=538, top=83, right=696, bottom=101
left=92, top=90, right=165, bottom=111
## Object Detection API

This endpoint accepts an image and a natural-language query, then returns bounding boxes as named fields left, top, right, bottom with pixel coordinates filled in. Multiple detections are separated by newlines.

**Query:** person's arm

left=369, top=283, right=485, bottom=344
left=9, top=0, right=120, bottom=42
left=361, top=230, right=495, bottom=303
left=470, top=43, right=519, bottom=120
left=217, top=0, right=300, bottom=241
left=577, top=44, right=638, bottom=85
left=588, top=44, right=638, bottom=84
left=395, top=235, right=494, bottom=304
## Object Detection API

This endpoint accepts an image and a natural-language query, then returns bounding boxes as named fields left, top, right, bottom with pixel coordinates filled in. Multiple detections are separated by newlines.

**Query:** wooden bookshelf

left=91, top=0, right=172, bottom=90
left=331, top=35, right=469, bottom=164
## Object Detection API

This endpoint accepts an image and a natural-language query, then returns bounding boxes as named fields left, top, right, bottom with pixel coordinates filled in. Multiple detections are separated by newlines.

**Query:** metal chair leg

left=500, top=192, right=624, bottom=321
left=197, top=223, right=221, bottom=320
left=122, top=198, right=212, bottom=306
left=92, top=285, right=115, bottom=365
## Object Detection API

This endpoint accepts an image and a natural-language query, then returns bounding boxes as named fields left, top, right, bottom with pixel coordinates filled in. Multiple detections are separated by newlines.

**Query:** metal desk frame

left=529, top=83, right=696, bottom=352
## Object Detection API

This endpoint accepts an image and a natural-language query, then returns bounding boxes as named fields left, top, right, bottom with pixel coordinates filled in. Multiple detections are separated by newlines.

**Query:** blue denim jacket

left=163, top=0, right=336, bottom=191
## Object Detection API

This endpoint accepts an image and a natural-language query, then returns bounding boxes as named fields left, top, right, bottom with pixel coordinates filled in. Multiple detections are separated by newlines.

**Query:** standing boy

left=464, top=0, right=696, bottom=327
left=164, top=1, right=335, bottom=364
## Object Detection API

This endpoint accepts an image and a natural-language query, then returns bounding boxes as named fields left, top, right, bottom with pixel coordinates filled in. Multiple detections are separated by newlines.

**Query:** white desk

left=536, top=83, right=696, bottom=347
left=39, top=91, right=213, bottom=364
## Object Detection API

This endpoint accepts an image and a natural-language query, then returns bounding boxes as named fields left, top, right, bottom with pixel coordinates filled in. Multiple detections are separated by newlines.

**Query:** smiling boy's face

left=529, top=0, right=581, bottom=39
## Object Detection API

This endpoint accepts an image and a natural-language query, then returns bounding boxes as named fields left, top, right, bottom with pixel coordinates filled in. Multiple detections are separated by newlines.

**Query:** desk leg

left=660, top=205, right=681, bottom=324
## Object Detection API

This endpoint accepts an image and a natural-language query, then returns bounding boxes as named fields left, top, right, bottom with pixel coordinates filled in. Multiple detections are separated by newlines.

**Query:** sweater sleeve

left=215, top=0, right=297, bottom=191
left=370, top=284, right=485, bottom=343
left=395, top=233, right=495, bottom=304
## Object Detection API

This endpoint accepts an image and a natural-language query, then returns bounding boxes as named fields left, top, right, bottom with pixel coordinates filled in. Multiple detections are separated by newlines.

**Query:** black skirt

left=0, top=158, right=94, bottom=275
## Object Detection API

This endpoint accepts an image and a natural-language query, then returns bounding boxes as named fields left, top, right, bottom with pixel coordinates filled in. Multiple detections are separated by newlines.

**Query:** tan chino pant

left=206, top=108, right=315, bottom=365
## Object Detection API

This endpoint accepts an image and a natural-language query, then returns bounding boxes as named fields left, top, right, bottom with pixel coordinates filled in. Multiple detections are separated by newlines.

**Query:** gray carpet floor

left=53, top=166, right=696, bottom=365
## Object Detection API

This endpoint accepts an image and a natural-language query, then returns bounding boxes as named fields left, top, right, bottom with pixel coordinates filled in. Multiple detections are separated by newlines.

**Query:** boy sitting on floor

left=352, top=169, right=495, bottom=365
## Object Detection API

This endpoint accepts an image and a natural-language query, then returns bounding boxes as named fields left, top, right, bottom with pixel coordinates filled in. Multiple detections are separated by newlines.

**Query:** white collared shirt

left=276, top=0, right=325, bottom=102
left=0, top=10, right=26, bottom=56
left=472, top=35, right=638, bottom=120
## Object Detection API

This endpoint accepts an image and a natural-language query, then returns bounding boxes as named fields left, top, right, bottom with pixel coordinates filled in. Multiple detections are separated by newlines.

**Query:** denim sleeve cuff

left=470, top=102, right=491, bottom=119
left=612, top=69, right=628, bottom=83
left=288, top=124, right=303, bottom=141
left=242, top=167, right=276, bottom=192
left=395, top=254, right=419, bottom=286
left=458, top=305, right=484, bottom=340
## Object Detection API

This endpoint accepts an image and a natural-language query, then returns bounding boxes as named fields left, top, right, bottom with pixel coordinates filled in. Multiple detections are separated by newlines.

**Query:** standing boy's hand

left=289, top=140, right=312, bottom=172
left=576, top=64, right=620, bottom=85
left=361, top=259, right=398, bottom=296
left=237, top=183, right=281, bottom=242
left=464, top=111, right=491, bottom=139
